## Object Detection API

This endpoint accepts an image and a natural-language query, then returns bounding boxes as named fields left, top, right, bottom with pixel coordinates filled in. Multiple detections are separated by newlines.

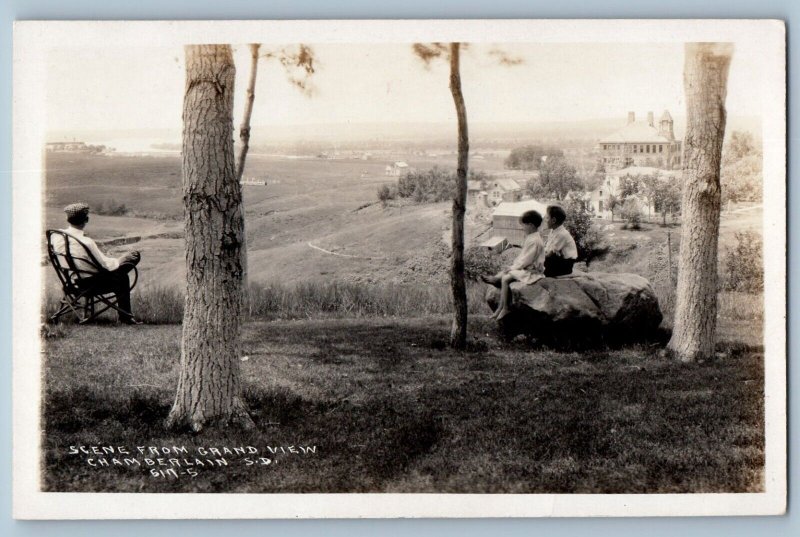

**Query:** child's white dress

left=507, top=232, right=545, bottom=285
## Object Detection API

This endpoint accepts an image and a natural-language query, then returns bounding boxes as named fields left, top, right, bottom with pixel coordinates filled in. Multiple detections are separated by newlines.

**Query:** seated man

left=543, top=205, right=578, bottom=277
left=52, top=202, right=143, bottom=324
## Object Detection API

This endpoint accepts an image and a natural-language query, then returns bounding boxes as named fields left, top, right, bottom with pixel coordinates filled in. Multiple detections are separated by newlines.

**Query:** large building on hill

left=597, top=110, right=682, bottom=170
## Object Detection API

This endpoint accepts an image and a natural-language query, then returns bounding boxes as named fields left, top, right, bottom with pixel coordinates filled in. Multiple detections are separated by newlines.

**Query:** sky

left=45, top=42, right=765, bottom=138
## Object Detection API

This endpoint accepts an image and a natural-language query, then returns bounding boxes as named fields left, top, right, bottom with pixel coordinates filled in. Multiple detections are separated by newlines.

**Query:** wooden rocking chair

left=46, top=230, right=138, bottom=324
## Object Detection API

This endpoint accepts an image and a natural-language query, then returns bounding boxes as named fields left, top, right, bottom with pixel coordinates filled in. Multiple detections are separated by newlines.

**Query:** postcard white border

left=12, top=19, right=786, bottom=519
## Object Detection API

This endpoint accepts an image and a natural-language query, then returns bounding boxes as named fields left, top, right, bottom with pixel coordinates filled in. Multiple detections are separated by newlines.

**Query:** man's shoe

left=121, top=317, right=143, bottom=325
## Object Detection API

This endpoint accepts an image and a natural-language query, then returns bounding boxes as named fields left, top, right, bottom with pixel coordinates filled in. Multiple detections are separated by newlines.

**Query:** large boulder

left=486, top=272, right=663, bottom=346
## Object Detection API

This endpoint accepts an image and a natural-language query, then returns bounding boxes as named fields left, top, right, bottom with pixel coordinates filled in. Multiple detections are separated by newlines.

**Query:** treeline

left=378, top=167, right=492, bottom=204
left=504, top=145, right=565, bottom=171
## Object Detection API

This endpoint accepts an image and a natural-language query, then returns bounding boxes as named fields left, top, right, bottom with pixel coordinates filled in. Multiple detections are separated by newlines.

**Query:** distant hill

left=47, top=115, right=761, bottom=152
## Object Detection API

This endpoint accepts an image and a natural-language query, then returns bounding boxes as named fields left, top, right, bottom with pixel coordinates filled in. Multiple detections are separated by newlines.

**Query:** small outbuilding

left=491, top=198, right=549, bottom=246
left=480, top=236, right=509, bottom=253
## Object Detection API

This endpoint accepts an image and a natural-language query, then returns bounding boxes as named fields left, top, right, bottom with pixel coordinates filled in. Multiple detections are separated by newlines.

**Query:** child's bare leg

left=482, top=269, right=507, bottom=288
left=493, top=273, right=516, bottom=320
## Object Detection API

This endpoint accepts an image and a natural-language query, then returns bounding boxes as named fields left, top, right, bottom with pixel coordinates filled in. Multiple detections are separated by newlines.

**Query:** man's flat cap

left=64, top=202, right=90, bottom=218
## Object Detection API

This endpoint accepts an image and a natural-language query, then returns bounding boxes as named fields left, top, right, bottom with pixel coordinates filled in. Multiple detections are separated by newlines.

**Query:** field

left=39, top=150, right=766, bottom=493
left=43, top=152, right=509, bottom=289
left=43, top=152, right=761, bottom=295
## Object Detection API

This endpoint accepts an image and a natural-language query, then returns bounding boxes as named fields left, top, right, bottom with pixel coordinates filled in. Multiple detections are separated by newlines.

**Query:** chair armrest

left=129, top=266, right=139, bottom=291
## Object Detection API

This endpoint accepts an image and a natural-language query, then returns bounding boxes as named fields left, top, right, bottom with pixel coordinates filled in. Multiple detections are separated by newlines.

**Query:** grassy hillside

left=42, top=315, right=763, bottom=493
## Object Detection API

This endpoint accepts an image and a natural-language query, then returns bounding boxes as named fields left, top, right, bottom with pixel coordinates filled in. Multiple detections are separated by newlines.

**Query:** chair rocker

left=46, top=229, right=138, bottom=324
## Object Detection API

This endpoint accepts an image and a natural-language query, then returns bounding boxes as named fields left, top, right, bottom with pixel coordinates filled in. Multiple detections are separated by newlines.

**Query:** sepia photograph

left=12, top=19, right=786, bottom=518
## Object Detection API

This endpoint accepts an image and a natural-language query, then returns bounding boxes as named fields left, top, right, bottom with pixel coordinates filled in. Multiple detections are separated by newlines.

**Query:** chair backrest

left=46, top=230, right=107, bottom=292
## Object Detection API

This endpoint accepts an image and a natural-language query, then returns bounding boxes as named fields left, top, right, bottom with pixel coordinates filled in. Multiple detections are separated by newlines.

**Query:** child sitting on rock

left=543, top=204, right=578, bottom=277
left=482, top=210, right=545, bottom=320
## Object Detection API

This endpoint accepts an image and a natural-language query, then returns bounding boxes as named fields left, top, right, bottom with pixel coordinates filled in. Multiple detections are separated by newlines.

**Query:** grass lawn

left=42, top=315, right=764, bottom=493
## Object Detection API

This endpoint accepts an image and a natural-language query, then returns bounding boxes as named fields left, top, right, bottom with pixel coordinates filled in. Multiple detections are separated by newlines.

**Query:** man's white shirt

left=545, top=225, right=578, bottom=260
left=52, top=226, right=121, bottom=274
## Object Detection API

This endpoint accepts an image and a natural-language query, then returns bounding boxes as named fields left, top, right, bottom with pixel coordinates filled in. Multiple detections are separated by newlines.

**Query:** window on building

left=599, top=200, right=604, bottom=212
left=599, top=190, right=603, bottom=196
left=659, top=145, right=663, bottom=153
left=633, top=145, right=637, bottom=153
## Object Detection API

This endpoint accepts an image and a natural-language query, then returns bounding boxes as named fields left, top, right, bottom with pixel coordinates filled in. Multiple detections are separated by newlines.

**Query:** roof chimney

left=627, top=111, right=635, bottom=124
left=647, top=111, right=654, bottom=127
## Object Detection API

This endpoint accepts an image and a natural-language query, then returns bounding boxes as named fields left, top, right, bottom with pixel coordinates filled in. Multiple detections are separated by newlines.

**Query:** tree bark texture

left=167, top=45, right=253, bottom=431
left=235, top=43, right=261, bottom=286
left=667, top=43, right=733, bottom=362
left=448, top=43, right=469, bottom=350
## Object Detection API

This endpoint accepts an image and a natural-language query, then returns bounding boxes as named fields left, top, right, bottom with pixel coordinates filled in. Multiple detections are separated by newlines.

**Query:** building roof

left=492, top=198, right=549, bottom=218
left=467, top=180, right=482, bottom=191
left=660, top=109, right=673, bottom=122
left=393, top=161, right=409, bottom=168
left=491, top=178, right=521, bottom=191
left=599, top=121, right=673, bottom=144
left=481, top=236, right=509, bottom=248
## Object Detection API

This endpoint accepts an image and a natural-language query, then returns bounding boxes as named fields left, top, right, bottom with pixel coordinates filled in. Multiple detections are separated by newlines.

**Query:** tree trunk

left=667, top=43, right=733, bottom=362
left=448, top=42, right=469, bottom=350
left=167, top=45, right=254, bottom=432
left=236, top=44, right=260, bottom=184
left=236, top=44, right=260, bottom=289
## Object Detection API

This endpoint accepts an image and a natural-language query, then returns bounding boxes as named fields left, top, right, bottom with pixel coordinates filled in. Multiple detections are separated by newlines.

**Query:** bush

left=620, top=198, right=642, bottom=230
left=563, top=199, right=607, bottom=264
left=396, top=168, right=492, bottom=204
left=94, top=199, right=129, bottom=216
left=722, top=231, right=763, bottom=293
left=464, top=246, right=504, bottom=282
left=397, top=167, right=454, bottom=202
left=377, top=184, right=397, bottom=206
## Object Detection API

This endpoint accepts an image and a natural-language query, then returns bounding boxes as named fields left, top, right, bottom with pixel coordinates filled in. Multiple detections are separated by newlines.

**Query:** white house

left=385, top=161, right=412, bottom=176
left=587, top=166, right=682, bottom=219
left=486, top=178, right=522, bottom=207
